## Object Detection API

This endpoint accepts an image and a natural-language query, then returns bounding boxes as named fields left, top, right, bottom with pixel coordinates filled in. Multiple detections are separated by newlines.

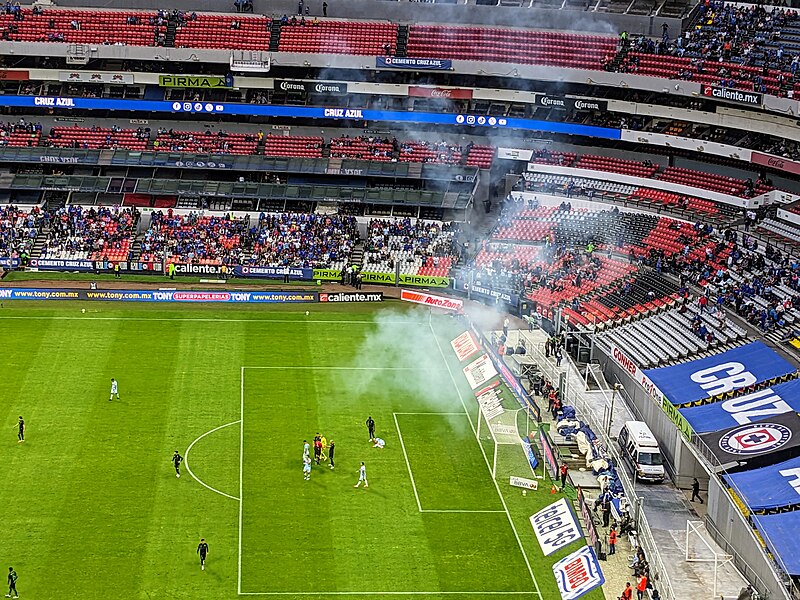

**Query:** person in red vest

left=609, top=526, right=618, bottom=555
left=559, top=463, right=569, bottom=488
left=636, top=574, right=648, bottom=600
left=621, top=582, right=633, bottom=600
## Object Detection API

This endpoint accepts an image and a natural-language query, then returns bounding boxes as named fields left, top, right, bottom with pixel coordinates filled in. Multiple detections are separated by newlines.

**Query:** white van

left=618, top=421, right=665, bottom=483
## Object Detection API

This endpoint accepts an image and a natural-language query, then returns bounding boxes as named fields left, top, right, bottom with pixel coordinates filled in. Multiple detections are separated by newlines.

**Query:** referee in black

left=197, top=538, right=209, bottom=571
left=366, top=416, right=375, bottom=441
left=329, top=440, right=335, bottom=470
left=172, top=451, right=183, bottom=478
left=7, top=566, right=18, bottom=598
left=15, top=416, right=24, bottom=444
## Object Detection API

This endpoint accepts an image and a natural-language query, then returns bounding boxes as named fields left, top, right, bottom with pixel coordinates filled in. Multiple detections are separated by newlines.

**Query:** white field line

left=184, top=420, right=241, bottom=502
left=239, top=366, right=245, bottom=596
left=394, top=413, right=423, bottom=513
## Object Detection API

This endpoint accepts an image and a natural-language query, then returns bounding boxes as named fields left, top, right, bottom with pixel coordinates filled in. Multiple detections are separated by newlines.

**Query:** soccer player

left=366, top=416, right=375, bottom=441
left=320, top=434, right=328, bottom=462
left=328, top=440, right=335, bottom=470
left=109, top=378, right=120, bottom=401
left=313, top=433, right=322, bottom=465
left=197, top=538, right=209, bottom=571
left=372, top=437, right=385, bottom=449
left=303, top=439, right=310, bottom=459
left=303, top=455, right=312, bottom=481
left=6, top=566, right=17, bottom=598
left=15, top=417, right=23, bottom=444
left=354, top=461, right=368, bottom=488
left=172, top=451, right=183, bottom=478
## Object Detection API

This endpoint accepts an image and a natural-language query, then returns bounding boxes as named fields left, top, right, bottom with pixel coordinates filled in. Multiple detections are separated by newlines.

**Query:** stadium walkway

left=502, top=324, right=750, bottom=600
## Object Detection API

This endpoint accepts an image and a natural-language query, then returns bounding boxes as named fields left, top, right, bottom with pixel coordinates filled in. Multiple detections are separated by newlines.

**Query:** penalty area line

left=184, top=420, right=241, bottom=502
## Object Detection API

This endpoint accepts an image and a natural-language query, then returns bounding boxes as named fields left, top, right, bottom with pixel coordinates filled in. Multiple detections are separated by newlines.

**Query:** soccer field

left=0, top=300, right=602, bottom=600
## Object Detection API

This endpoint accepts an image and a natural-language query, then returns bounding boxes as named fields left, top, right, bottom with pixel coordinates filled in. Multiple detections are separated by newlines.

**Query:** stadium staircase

left=395, top=25, right=409, bottom=58
left=350, top=241, right=366, bottom=268
left=164, top=16, right=178, bottom=47
left=268, top=21, right=281, bottom=52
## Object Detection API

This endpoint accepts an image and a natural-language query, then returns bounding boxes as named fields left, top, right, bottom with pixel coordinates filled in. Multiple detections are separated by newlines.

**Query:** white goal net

left=475, top=386, right=525, bottom=478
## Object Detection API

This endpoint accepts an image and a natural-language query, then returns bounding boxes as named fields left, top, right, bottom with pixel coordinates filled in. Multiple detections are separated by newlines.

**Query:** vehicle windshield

left=638, top=452, right=663, bottom=466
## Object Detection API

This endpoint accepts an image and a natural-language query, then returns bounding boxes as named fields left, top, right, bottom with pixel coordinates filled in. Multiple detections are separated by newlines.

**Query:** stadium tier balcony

left=406, top=26, right=615, bottom=68
left=41, top=206, right=136, bottom=262
left=277, top=20, right=397, bottom=55
left=46, top=126, right=148, bottom=151
left=173, top=14, right=270, bottom=50
left=153, top=130, right=258, bottom=155
left=529, top=151, right=577, bottom=167
left=657, top=167, right=772, bottom=197
left=263, top=134, right=324, bottom=159
left=0, top=9, right=162, bottom=45
left=329, top=136, right=394, bottom=161
left=573, top=155, right=658, bottom=178
left=0, top=122, right=41, bottom=148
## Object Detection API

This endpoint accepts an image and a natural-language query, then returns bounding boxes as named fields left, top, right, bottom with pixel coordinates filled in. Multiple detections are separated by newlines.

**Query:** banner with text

left=233, top=265, right=313, bottom=279
left=0, top=288, right=318, bottom=303
left=451, top=330, right=481, bottom=362
left=463, top=354, right=499, bottom=390
left=159, top=75, right=233, bottom=88
left=376, top=57, right=452, bottom=70
left=400, top=289, right=463, bottom=311
left=553, top=545, right=605, bottom=600
left=530, top=497, right=583, bottom=556
left=408, top=86, right=473, bottom=99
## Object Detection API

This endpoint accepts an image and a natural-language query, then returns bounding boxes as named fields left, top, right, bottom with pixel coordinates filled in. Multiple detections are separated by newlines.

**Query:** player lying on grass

left=372, top=438, right=385, bottom=449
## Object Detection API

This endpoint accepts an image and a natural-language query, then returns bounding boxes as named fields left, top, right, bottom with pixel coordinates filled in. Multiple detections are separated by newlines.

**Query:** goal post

left=685, top=520, right=734, bottom=600
left=477, top=406, right=499, bottom=479
left=475, top=386, right=531, bottom=480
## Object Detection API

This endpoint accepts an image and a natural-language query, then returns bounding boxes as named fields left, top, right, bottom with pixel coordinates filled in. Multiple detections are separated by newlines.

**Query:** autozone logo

left=701, top=85, right=762, bottom=106
left=719, top=423, right=792, bottom=455
left=400, top=289, right=463, bottom=311
left=319, top=292, right=383, bottom=302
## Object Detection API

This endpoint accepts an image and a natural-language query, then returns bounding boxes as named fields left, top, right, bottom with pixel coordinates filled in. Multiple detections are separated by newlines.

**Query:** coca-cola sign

left=752, top=151, right=800, bottom=175
left=408, top=86, right=473, bottom=99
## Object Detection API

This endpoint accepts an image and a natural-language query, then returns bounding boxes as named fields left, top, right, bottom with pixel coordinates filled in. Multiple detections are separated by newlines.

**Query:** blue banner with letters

left=8, top=95, right=620, bottom=140
left=233, top=265, right=313, bottom=279
left=724, top=455, right=800, bottom=511
left=752, top=512, right=800, bottom=575
left=0, top=257, right=20, bottom=268
left=0, top=288, right=318, bottom=303
left=643, top=341, right=796, bottom=406
left=30, top=258, right=95, bottom=272
left=680, top=379, right=800, bottom=434
left=521, top=438, right=539, bottom=470
left=376, top=57, right=452, bottom=70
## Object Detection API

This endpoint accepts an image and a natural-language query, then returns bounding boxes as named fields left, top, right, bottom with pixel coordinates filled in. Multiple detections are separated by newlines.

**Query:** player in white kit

left=109, top=378, right=120, bottom=401
left=354, top=462, right=368, bottom=488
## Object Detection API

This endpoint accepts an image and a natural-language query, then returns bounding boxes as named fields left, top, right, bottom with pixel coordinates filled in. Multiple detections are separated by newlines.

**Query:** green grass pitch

left=0, top=300, right=603, bottom=600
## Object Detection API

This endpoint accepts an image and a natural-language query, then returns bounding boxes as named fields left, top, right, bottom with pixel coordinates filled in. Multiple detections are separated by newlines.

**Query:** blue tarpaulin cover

left=644, top=341, right=795, bottom=406
left=752, top=512, right=800, bottom=575
left=723, top=455, right=800, bottom=511
left=680, top=379, right=800, bottom=434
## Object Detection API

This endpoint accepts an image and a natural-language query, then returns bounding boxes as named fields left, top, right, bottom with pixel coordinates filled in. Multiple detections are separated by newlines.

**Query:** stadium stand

left=363, top=218, right=456, bottom=277
left=0, top=205, right=45, bottom=260
left=140, top=211, right=357, bottom=269
left=40, top=206, right=137, bottom=261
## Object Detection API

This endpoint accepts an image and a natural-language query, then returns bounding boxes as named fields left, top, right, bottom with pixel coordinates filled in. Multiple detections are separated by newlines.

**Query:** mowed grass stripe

left=137, top=320, right=246, bottom=598
left=394, top=412, right=503, bottom=512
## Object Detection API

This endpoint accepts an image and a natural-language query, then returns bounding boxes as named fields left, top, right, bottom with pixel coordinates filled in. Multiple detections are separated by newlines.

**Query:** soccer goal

left=475, top=386, right=527, bottom=479
left=685, top=520, right=735, bottom=599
